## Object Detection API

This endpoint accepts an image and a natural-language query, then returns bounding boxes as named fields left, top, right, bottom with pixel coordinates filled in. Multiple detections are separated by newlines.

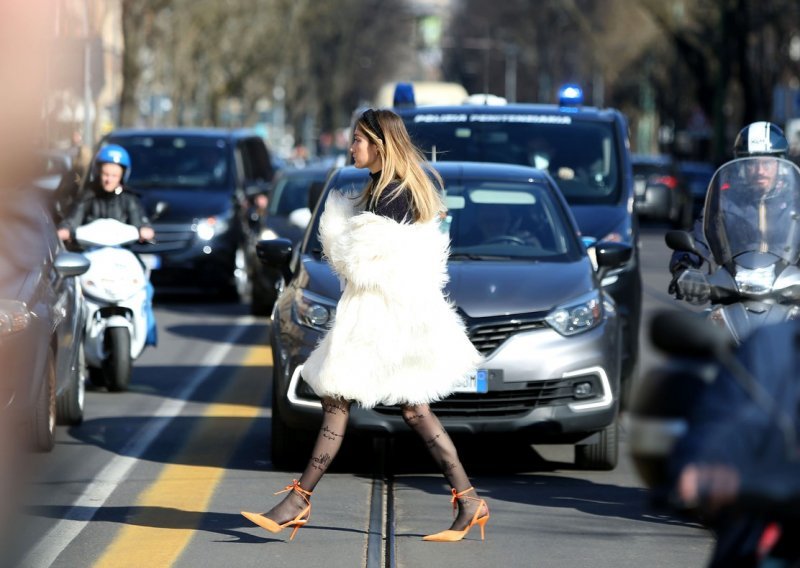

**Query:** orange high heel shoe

left=241, top=479, right=312, bottom=541
left=423, top=486, right=490, bottom=542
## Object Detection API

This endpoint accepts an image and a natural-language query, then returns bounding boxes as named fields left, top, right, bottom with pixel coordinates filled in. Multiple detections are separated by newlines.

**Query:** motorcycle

left=628, top=310, right=800, bottom=567
left=74, top=218, right=154, bottom=392
left=667, top=156, right=800, bottom=344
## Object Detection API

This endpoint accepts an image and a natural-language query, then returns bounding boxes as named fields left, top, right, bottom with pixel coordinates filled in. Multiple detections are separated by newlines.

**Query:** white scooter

left=74, top=218, right=152, bottom=392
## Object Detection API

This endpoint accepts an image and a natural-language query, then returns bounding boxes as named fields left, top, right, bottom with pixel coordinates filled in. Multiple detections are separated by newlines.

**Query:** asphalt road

left=3, top=222, right=713, bottom=568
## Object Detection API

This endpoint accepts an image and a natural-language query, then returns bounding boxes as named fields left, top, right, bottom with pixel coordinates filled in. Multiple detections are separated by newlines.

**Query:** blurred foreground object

left=629, top=310, right=800, bottom=567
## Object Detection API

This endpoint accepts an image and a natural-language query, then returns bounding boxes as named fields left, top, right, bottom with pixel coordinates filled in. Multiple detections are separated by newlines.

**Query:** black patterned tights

left=265, top=399, right=481, bottom=531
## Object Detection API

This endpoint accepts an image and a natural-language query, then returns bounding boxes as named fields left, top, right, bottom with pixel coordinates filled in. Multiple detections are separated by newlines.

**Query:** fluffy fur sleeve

left=318, top=191, right=355, bottom=277
left=336, top=213, right=451, bottom=294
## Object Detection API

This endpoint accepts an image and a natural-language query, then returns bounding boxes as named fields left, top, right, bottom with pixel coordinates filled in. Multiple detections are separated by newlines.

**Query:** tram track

left=366, top=439, right=396, bottom=568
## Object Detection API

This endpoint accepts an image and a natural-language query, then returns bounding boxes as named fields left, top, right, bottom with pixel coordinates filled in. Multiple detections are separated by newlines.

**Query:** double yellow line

left=93, top=345, right=272, bottom=567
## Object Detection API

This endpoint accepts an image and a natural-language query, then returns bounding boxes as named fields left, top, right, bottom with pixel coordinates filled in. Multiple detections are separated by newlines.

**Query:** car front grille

left=131, top=223, right=194, bottom=254
left=467, top=319, right=547, bottom=355
left=373, top=378, right=576, bottom=418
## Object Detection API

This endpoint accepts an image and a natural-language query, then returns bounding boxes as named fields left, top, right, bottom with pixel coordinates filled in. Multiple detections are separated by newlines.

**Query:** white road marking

left=20, top=317, right=253, bottom=568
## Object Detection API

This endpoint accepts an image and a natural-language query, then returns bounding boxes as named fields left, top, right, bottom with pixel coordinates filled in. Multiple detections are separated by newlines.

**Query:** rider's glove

left=670, top=268, right=710, bottom=305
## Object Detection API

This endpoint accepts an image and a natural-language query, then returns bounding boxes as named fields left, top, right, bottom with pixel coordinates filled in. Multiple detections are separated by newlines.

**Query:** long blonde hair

left=356, top=108, right=444, bottom=223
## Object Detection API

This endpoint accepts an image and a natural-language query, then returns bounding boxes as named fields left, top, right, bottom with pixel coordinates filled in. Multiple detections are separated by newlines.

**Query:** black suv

left=393, top=99, right=642, bottom=387
left=98, top=128, right=274, bottom=299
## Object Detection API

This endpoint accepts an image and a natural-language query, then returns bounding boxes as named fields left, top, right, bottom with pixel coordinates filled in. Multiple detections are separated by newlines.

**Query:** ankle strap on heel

left=449, top=486, right=475, bottom=516
left=275, top=479, right=313, bottom=500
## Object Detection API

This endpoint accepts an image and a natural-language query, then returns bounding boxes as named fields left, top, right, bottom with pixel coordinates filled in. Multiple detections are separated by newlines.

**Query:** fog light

left=573, top=381, right=594, bottom=399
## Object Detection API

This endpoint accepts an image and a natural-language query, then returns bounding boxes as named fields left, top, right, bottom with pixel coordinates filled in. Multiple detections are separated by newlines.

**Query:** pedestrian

left=241, top=108, right=489, bottom=542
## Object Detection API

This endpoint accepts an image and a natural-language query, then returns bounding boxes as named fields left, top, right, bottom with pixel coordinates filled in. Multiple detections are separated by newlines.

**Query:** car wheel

left=32, top=348, right=57, bottom=452
left=57, top=341, right=86, bottom=425
left=103, top=327, right=131, bottom=392
left=575, top=420, right=619, bottom=471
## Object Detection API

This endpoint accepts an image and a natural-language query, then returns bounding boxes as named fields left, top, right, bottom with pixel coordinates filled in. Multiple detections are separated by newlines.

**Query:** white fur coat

left=301, top=191, right=483, bottom=408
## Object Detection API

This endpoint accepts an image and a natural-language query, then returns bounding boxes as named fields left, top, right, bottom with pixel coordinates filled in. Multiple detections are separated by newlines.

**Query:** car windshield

left=403, top=115, right=621, bottom=204
left=106, top=135, right=231, bottom=189
left=268, top=171, right=322, bottom=216
left=306, top=174, right=582, bottom=262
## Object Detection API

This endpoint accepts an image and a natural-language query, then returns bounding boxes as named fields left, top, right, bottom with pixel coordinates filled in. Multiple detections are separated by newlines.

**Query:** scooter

left=667, top=156, right=800, bottom=345
left=74, top=218, right=153, bottom=392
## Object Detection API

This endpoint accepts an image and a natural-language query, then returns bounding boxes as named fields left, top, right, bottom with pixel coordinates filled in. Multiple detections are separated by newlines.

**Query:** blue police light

left=558, top=84, right=584, bottom=107
left=393, top=82, right=416, bottom=108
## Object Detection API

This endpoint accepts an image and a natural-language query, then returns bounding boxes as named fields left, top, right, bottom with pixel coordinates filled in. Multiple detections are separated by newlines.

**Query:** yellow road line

left=93, top=345, right=271, bottom=568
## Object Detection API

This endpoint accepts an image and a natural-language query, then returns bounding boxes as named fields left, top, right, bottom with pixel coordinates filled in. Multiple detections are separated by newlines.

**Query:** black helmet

left=733, top=121, right=789, bottom=158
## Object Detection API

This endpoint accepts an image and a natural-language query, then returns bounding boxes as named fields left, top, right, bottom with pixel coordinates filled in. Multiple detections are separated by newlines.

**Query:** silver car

left=259, top=162, right=632, bottom=470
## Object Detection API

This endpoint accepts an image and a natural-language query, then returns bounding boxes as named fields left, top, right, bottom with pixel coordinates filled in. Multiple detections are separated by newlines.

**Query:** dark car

left=392, top=97, right=642, bottom=389
left=250, top=164, right=333, bottom=315
left=95, top=128, right=274, bottom=299
left=677, top=160, right=716, bottom=220
left=0, top=188, right=90, bottom=452
left=260, top=162, right=632, bottom=471
left=631, top=153, right=693, bottom=228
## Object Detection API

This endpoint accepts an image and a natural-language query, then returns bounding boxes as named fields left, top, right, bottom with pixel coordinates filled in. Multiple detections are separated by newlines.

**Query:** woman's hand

left=139, top=226, right=155, bottom=242
left=57, top=227, right=70, bottom=241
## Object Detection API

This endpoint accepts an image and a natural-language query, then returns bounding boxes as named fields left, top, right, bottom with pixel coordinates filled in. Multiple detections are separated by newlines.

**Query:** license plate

left=453, top=369, right=489, bottom=394
left=140, top=254, right=161, bottom=270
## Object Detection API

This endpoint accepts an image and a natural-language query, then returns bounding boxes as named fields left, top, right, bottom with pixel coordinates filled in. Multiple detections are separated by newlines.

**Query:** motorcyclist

left=57, top=144, right=158, bottom=347
left=57, top=144, right=154, bottom=243
left=669, top=121, right=791, bottom=303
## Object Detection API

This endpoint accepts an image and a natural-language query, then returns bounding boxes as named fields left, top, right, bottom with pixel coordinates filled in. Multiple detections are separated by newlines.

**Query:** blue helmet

left=94, top=144, right=132, bottom=183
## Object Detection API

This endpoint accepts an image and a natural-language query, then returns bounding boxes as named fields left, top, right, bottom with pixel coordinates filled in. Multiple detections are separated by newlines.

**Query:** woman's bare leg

left=402, top=404, right=486, bottom=530
left=264, top=397, right=351, bottom=523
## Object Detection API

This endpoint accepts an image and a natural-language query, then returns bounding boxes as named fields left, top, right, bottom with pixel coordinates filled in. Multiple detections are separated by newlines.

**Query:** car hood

left=136, top=188, right=233, bottom=222
left=569, top=204, right=628, bottom=240
left=301, top=255, right=596, bottom=318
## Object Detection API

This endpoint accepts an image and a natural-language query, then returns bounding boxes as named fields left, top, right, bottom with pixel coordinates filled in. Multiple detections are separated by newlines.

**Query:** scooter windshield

left=702, top=157, right=800, bottom=266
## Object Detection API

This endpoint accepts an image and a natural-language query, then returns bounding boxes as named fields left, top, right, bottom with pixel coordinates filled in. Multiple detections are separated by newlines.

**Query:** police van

left=390, top=84, right=642, bottom=388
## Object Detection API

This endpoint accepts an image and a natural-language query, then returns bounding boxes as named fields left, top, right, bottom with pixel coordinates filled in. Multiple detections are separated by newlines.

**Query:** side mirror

left=649, top=309, right=733, bottom=358
left=595, top=242, right=632, bottom=269
left=256, top=238, right=293, bottom=282
left=664, top=230, right=698, bottom=254
left=54, top=252, right=90, bottom=278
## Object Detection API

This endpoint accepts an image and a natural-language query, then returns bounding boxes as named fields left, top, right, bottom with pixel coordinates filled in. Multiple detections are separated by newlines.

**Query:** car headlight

left=735, top=265, right=775, bottom=295
left=546, top=289, right=603, bottom=336
left=292, top=289, right=336, bottom=331
left=0, top=300, right=31, bottom=337
left=194, top=215, right=230, bottom=241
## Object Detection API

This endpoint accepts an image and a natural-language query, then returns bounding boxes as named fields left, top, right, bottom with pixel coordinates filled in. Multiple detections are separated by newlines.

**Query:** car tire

left=103, top=327, right=131, bottom=392
left=57, top=341, right=85, bottom=426
left=575, top=420, right=619, bottom=471
left=32, top=349, right=57, bottom=452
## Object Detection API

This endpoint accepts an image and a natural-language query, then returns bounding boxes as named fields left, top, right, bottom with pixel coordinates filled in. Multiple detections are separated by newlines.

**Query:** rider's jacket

left=58, top=185, right=151, bottom=238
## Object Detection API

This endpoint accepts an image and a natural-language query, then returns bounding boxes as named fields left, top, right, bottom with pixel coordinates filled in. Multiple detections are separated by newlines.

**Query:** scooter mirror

left=650, top=309, right=734, bottom=358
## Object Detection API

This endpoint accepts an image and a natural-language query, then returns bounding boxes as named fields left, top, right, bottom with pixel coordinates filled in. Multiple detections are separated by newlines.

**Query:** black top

left=366, top=171, right=414, bottom=223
